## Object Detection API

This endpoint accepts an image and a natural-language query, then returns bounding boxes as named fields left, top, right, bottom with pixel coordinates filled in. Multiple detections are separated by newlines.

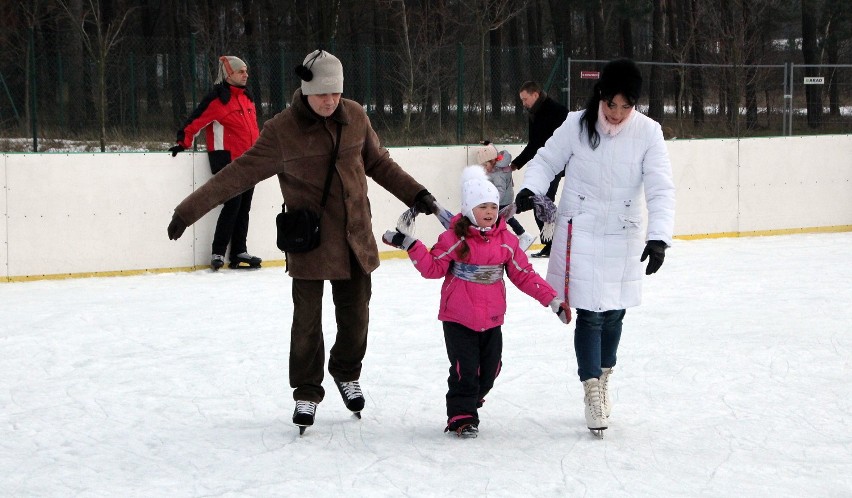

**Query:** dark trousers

left=574, top=308, right=626, bottom=381
left=211, top=187, right=254, bottom=258
left=289, top=252, right=372, bottom=402
left=500, top=204, right=526, bottom=236
left=443, top=321, right=503, bottom=423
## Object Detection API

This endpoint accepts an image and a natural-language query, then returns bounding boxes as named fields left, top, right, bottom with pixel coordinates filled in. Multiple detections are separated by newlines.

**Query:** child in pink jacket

left=383, top=166, right=571, bottom=437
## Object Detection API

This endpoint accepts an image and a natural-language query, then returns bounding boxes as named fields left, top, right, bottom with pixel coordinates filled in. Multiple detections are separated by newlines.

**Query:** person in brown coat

left=166, top=49, right=439, bottom=434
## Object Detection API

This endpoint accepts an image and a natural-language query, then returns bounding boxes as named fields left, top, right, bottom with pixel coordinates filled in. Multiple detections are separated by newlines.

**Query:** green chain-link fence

left=2, top=35, right=850, bottom=151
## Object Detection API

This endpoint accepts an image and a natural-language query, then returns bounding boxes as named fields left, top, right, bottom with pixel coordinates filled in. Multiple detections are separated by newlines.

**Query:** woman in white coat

left=514, top=59, right=675, bottom=435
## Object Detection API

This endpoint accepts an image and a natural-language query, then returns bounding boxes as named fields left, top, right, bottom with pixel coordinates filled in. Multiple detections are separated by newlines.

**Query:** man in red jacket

left=169, top=55, right=262, bottom=270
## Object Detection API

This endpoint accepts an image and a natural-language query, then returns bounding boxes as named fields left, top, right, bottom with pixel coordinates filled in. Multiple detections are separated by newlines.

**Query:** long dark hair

left=579, top=58, right=643, bottom=149
left=453, top=216, right=472, bottom=260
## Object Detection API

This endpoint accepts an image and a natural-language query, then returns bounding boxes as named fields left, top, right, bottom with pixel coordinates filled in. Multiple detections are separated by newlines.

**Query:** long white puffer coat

left=520, top=110, right=675, bottom=312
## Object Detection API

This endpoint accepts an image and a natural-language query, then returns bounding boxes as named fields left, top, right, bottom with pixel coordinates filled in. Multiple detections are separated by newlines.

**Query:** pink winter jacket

left=407, top=214, right=557, bottom=332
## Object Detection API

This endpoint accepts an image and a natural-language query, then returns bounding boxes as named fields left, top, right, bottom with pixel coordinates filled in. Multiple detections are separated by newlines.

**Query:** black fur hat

left=598, top=59, right=643, bottom=104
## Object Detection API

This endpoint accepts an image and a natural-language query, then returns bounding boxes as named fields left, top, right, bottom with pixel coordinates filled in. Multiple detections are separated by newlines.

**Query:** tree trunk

left=548, top=0, right=571, bottom=48
left=590, top=1, right=606, bottom=59
left=687, top=0, right=704, bottom=127
left=241, top=0, right=264, bottom=122
left=169, top=7, right=187, bottom=129
left=648, top=0, right=665, bottom=123
left=800, top=0, right=822, bottom=128
left=479, top=31, right=487, bottom=139
left=66, top=0, right=87, bottom=133
left=489, top=28, right=502, bottom=121
left=619, top=17, right=634, bottom=58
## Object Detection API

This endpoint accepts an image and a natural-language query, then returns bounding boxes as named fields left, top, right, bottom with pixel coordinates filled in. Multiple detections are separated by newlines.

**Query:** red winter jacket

left=175, top=83, right=259, bottom=162
left=407, top=214, right=557, bottom=332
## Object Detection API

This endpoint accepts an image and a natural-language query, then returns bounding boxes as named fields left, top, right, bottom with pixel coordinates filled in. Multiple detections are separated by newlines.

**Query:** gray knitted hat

left=296, top=50, right=344, bottom=95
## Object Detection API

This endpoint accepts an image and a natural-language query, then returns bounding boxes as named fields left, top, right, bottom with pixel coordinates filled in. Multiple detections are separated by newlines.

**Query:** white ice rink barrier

left=1, top=135, right=850, bottom=281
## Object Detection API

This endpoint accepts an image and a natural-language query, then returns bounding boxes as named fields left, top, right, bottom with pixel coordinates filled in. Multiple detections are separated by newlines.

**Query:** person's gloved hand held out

left=413, top=189, right=438, bottom=215
left=382, top=230, right=417, bottom=251
left=549, top=298, right=572, bottom=324
left=514, top=188, right=535, bottom=213
left=167, top=213, right=187, bottom=240
left=640, top=240, right=667, bottom=275
left=168, top=145, right=185, bottom=157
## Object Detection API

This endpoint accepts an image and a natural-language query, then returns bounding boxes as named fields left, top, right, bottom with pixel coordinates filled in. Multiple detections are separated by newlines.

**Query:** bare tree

left=666, top=0, right=705, bottom=135
left=380, top=1, right=417, bottom=133
left=58, top=0, right=135, bottom=151
left=822, top=0, right=852, bottom=117
left=800, top=0, right=822, bottom=128
left=459, top=0, right=529, bottom=139
left=648, top=0, right=665, bottom=123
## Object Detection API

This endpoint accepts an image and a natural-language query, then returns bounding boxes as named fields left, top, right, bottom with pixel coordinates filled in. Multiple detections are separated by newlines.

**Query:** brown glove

left=167, top=212, right=187, bottom=240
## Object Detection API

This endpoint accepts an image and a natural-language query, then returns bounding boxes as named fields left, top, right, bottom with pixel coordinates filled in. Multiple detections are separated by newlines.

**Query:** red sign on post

left=580, top=70, right=600, bottom=79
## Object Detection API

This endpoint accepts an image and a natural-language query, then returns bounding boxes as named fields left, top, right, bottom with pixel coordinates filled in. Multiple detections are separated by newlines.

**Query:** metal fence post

left=279, top=45, right=286, bottom=111
left=362, top=45, right=372, bottom=114
left=190, top=33, right=197, bottom=111
left=128, top=52, right=137, bottom=131
left=783, top=62, right=791, bottom=136
left=456, top=43, right=464, bottom=144
left=566, top=57, right=572, bottom=110
left=788, top=62, right=796, bottom=136
left=57, top=52, right=65, bottom=129
left=29, top=26, right=37, bottom=152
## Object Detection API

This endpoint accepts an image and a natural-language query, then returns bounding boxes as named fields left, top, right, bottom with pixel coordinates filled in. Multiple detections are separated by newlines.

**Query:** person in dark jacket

left=510, top=81, right=569, bottom=258
left=169, top=56, right=261, bottom=270
left=166, top=50, right=440, bottom=434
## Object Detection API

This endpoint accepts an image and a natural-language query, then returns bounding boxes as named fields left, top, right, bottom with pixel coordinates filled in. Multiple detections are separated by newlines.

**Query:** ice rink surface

left=2, top=232, right=851, bottom=497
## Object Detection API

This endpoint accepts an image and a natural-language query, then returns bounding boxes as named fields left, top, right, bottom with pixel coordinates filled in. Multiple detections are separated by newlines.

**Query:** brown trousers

left=289, top=253, right=372, bottom=402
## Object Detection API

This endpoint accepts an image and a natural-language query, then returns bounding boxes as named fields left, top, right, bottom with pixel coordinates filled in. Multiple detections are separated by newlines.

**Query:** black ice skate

left=210, top=254, right=225, bottom=271
left=335, top=380, right=365, bottom=418
left=293, top=400, right=317, bottom=435
left=228, top=252, right=262, bottom=269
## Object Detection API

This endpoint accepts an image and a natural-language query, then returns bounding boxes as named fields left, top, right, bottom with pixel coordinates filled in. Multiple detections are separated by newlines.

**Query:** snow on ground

left=0, top=137, right=172, bottom=153
left=1, top=232, right=851, bottom=497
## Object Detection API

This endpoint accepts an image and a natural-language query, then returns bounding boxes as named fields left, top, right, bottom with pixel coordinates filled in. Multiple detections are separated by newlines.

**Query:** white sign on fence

left=803, top=77, right=825, bottom=85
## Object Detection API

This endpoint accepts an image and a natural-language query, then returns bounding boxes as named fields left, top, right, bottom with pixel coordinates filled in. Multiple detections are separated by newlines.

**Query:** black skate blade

left=228, top=262, right=261, bottom=270
left=353, top=412, right=362, bottom=419
left=589, top=428, right=606, bottom=438
left=298, top=425, right=308, bottom=435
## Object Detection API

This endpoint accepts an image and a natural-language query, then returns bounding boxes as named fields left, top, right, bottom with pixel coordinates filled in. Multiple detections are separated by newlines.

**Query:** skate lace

left=585, top=382, right=604, bottom=418
left=338, top=381, right=363, bottom=400
left=295, top=400, right=316, bottom=415
left=600, top=370, right=611, bottom=411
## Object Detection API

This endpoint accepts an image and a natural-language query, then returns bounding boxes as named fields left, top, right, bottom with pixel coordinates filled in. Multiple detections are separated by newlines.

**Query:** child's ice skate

left=444, top=415, right=479, bottom=438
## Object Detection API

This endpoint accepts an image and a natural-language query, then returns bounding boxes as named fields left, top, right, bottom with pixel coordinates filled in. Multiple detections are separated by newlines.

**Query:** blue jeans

left=574, top=309, right=626, bottom=381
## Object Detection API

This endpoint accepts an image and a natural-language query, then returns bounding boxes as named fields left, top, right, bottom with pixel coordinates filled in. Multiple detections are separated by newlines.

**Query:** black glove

left=167, top=212, right=187, bottom=240
left=413, top=189, right=438, bottom=215
left=640, top=240, right=667, bottom=275
left=382, top=230, right=417, bottom=251
left=514, top=188, right=535, bottom=213
left=168, top=145, right=185, bottom=157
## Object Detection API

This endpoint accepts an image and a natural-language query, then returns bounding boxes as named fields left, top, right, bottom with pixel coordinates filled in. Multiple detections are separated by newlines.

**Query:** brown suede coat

left=174, top=89, right=426, bottom=279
